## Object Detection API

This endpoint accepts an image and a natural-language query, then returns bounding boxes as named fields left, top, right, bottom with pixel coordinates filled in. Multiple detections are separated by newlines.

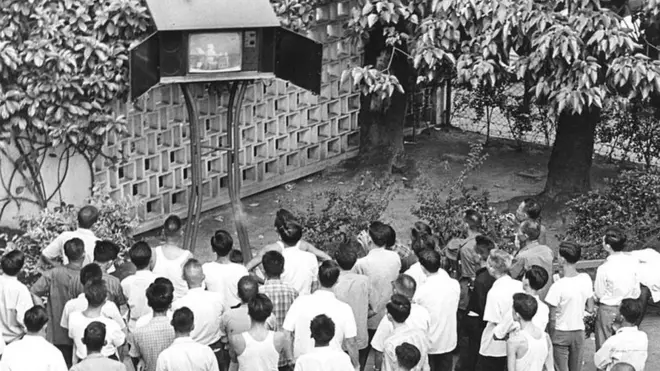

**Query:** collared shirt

left=510, top=241, right=554, bottom=299
left=156, top=336, right=219, bottom=371
left=413, top=270, right=460, bottom=354
left=479, top=275, right=524, bottom=357
left=42, top=228, right=98, bottom=266
left=0, top=334, right=68, bottom=371
left=0, top=275, right=34, bottom=344
left=128, top=315, right=176, bottom=371
left=281, top=242, right=319, bottom=295
left=404, top=262, right=427, bottom=288
left=333, top=271, right=369, bottom=349
left=202, top=261, right=248, bottom=309
left=459, top=237, right=480, bottom=279
left=371, top=303, right=430, bottom=352
left=60, top=294, right=125, bottom=331
left=466, top=267, right=495, bottom=318
left=68, top=312, right=126, bottom=361
left=121, top=270, right=157, bottom=331
left=69, top=273, right=127, bottom=309
left=220, top=304, right=277, bottom=339
left=30, top=265, right=80, bottom=344
left=545, top=273, right=593, bottom=331
left=595, top=253, right=641, bottom=306
left=283, top=290, right=357, bottom=360
left=630, top=249, right=660, bottom=302
left=136, top=310, right=173, bottom=329
left=388, top=242, right=416, bottom=273
left=70, top=353, right=126, bottom=371
left=594, top=326, right=648, bottom=371
left=293, top=346, right=354, bottom=371
left=354, top=247, right=401, bottom=329
left=383, top=325, right=430, bottom=371
left=172, top=288, right=224, bottom=346
left=261, top=278, right=298, bottom=330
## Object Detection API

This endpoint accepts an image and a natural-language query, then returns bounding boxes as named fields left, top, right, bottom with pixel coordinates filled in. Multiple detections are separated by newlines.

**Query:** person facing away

left=229, top=293, right=291, bottom=371
left=293, top=314, right=355, bottom=371
left=121, top=241, right=157, bottom=331
left=404, top=222, right=437, bottom=273
left=0, top=250, right=35, bottom=345
left=222, top=275, right=276, bottom=338
left=506, top=293, right=553, bottom=371
left=203, top=230, right=249, bottom=309
left=134, top=278, right=175, bottom=328
left=41, top=205, right=100, bottom=267
left=545, top=241, right=594, bottom=371
left=0, top=305, right=68, bottom=371
left=594, top=298, right=648, bottom=371
left=395, top=342, right=423, bottom=371
left=385, top=224, right=415, bottom=273
left=128, top=281, right=176, bottom=371
left=404, top=234, right=438, bottom=288
left=333, top=244, right=370, bottom=371
left=380, top=294, right=430, bottom=371
left=609, top=363, right=636, bottom=371
left=455, top=209, right=484, bottom=280
left=495, top=265, right=549, bottom=334
left=151, top=215, right=193, bottom=300
left=510, top=220, right=554, bottom=300
left=156, top=307, right=220, bottom=371
left=515, top=198, right=547, bottom=246
left=283, top=260, right=359, bottom=368
left=70, top=321, right=127, bottom=371
left=277, top=219, right=319, bottom=295
left=594, top=227, right=641, bottom=350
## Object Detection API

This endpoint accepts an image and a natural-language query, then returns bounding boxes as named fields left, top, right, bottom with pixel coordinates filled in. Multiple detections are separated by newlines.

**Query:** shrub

left=0, top=184, right=141, bottom=284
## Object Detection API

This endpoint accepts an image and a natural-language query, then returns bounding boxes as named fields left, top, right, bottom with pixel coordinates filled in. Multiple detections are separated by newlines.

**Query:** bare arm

left=283, top=330, right=295, bottom=360
left=343, top=337, right=359, bottom=368
left=506, top=336, right=520, bottom=371
left=547, top=305, right=557, bottom=339
left=373, top=350, right=383, bottom=370
left=245, top=244, right=279, bottom=271
left=40, top=254, right=61, bottom=268
left=586, top=297, right=595, bottom=314
left=300, top=242, right=331, bottom=261
left=31, top=293, right=44, bottom=306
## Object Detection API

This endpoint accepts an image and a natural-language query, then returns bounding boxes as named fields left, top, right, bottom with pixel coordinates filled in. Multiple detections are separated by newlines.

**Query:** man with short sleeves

left=283, top=260, right=359, bottom=368
left=294, top=314, right=356, bottom=371
left=41, top=206, right=99, bottom=267
left=0, top=250, right=35, bottom=345
left=203, top=230, right=249, bottom=309
left=510, top=220, right=554, bottom=300
left=279, top=220, right=319, bottom=295
left=69, top=241, right=127, bottom=310
left=382, top=295, right=430, bottom=371
left=121, top=242, right=157, bottom=331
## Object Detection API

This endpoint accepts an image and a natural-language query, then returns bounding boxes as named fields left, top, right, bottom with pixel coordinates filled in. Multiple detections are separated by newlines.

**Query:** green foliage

left=271, top=0, right=317, bottom=33
left=564, top=171, right=660, bottom=259
left=0, top=185, right=141, bottom=285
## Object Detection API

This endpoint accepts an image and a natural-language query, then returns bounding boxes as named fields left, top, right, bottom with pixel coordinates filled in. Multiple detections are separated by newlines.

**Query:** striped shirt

left=261, top=279, right=297, bottom=368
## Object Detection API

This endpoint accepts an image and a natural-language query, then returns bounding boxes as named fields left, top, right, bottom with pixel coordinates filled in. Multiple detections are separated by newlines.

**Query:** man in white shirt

left=294, top=314, right=354, bottom=371
left=522, top=266, right=550, bottom=331
left=476, top=249, right=523, bottom=371
left=121, top=242, right=157, bottom=331
left=594, top=298, right=648, bottom=371
left=0, top=250, right=35, bottom=345
left=203, top=230, right=249, bottom=308
left=0, top=305, right=68, bottom=371
left=381, top=295, right=429, bottom=371
left=283, top=260, right=359, bottom=368
left=156, top=307, right=219, bottom=371
left=280, top=220, right=319, bottom=295
left=594, top=227, right=641, bottom=350
left=413, top=249, right=459, bottom=371
left=41, top=206, right=99, bottom=267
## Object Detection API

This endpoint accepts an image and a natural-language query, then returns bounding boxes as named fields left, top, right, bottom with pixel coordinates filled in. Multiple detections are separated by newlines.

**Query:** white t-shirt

left=404, top=263, right=427, bottom=288
left=545, top=273, right=593, bottom=331
left=172, top=288, right=225, bottom=346
left=121, top=270, right=157, bottom=330
left=68, top=312, right=126, bottom=361
left=281, top=244, right=319, bottom=295
left=202, top=261, right=248, bottom=308
left=60, top=294, right=125, bottom=331
left=480, top=275, right=524, bottom=357
left=0, top=335, right=67, bottom=371
left=42, top=228, right=98, bottom=266
left=371, top=303, right=430, bottom=352
left=293, top=346, right=354, bottom=371
left=413, top=271, right=460, bottom=354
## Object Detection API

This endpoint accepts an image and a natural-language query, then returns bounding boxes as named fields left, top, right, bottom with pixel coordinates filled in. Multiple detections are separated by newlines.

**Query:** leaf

left=367, top=14, right=379, bottom=28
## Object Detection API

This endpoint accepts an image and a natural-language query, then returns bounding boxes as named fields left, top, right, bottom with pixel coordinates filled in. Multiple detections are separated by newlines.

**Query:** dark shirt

left=466, top=267, right=496, bottom=319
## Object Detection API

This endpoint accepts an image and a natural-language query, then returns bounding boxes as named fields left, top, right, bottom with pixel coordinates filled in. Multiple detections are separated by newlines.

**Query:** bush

left=564, top=171, right=660, bottom=260
left=0, top=184, right=141, bottom=284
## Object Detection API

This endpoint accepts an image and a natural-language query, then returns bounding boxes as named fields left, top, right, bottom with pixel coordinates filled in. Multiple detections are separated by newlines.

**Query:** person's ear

left=190, top=323, right=195, bottom=332
left=103, top=339, right=108, bottom=346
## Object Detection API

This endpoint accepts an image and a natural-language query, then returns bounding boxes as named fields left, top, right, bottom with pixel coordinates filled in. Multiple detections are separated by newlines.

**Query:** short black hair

left=211, top=230, right=233, bottom=257
left=129, top=241, right=152, bottom=270
left=513, top=292, right=538, bottom=321
left=274, top=209, right=297, bottom=229
left=154, top=277, right=174, bottom=294
left=318, top=260, right=341, bottom=288
left=474, top=235, right=496, bottom=260
left=82, top=321, right=106, bottom=352
left=384, top=225, right=397, bottom=248
left=229, top=250, right=244, bottom=263
left=84, top=279, right=108, bottom=307
left=464, top=209, right=483, bottom=230
left=277, top=220, right=303, bottom=246
left=64, top=238, right=86, bottom=262
left=171, top=307, right=195, bottom=333
left=396, top=342, right=421, bottom=370
left=411, top=222, right=432, bottom=241
left=520, top=220, right=541, bottom=241
left=80, top=263, right=103, bottom=285
left=393, top=274, right=417, bottom=298
left=262, top=250, right=285, bottom=278
left=335, top=245, right=358, bottom=271
left=310, top=314, right=335, bottom=346
left=78, top=206, right=99, bottom=229
left=411, top=234, right=437, bottom=256
left=559, top=241, right=581, bottom=264
left=1, top=250, right=24, bottom=276
left=368, top=221, right=390, bottom=247
left=522, top=198, right=542, bottom=220
left=619, top=298, right=643, bottom=324
left=418, top=249, right=441, bottom=273
left=24, top=305, right=48, bottom=333
left=238, top=275, right=259, bottom=303
left=248, top=293, right=273, bottom=322
left=163, top=215, right=182, bottom=237
left=604, top=227, right=627, bottom=252
left=93, top=240, right=119, bottom=264
left=147, top=282, right=174, bottom=313
left=524, top=265, right=549, bottom=291
left=386, top=294, right=411, bottom=324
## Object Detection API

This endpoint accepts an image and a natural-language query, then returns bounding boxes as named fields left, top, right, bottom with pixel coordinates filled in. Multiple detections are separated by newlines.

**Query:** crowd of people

left=0, top=199, right=654, bottom=371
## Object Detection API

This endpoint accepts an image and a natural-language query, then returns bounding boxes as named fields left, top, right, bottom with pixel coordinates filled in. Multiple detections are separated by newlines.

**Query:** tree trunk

left=543, top=109, right=599, bottom=200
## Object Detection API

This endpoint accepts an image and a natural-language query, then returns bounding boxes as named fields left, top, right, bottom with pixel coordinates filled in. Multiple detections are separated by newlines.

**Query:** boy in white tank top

left=506, top=293, right=553, bottom=371
left=151, top=216, right=192, bottom=300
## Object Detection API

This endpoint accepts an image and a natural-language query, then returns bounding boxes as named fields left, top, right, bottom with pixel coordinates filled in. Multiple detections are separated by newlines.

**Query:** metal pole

left=180, top=83, right=202, bottom=253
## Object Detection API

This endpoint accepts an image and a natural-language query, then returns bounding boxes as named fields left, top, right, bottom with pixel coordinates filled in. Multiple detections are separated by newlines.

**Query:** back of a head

left=84, top=279, right=108, bottom=307
left=524, top=265, right=549, bottom=291
left=520, top=220, right=542, bottom=241
left=182, top=259, right=204, bottom=285
left=604, top=226, right=627, bottom=252
left=78, top=205, right=99, bottom=229
left=318, top=259, right=341, bottom=288
left=559, top=241, right=582, bottom=264
left=262, top=250, right=285, bottom=278
left=277, top=219, right=303, bottom=246
left=384, top=225, right=397, bottom=248
left=24, top=305, right=48, bottom=333
left=396, top=342, right=422, bottom=371
left=211, top=230, right=233, bottom=257
left=386, top=294, right=412, bottom=324
left=310, top=314, right=335, bottom=346
left=487, top=249, right=512, bottom=276
left=513, top=292, right=538, bottom=321
left=522, top=198, right=542, bottom=220
left=411, top=222, right=432, bottom=240
left=611, top=362, right=637, bottom=371
left=418, top=249, right=441, bottom=273
left=154, top=277, right=175, bottom=294
left=64, top=238, right=86, bottom=262
left=1, top=250, right=24, bottom=276
left=411, top=233, right=437, bottom=256
left=163, top=215, right=183, bottom=238
left=129, top=241, right=152, bottom=270
left=335, top=244, right=358, bottom=271
left=172, top=307, right=195, bottom=333
left=248, top=293, right=274, bottom=323
left=147, top=282, right=174, bottom=313
left=464, top=209, right=483, bottom=230
left=93, top=240, right=119, bottom=264
left=80, top=263, right=103, bottom=285
left=619, top=298, right=643, bottom=325
left=82, top=321, right=106, bottom=352
left=368, top=221, right=390, bottom=247
left=238, top=275, right=259, bottom=303
left=394, top=274, right=417, bottom=299
left=274, top=209, right=296, bottom=229
left=474, top=235, right=496, bottom=261
left=229, top=249, right=244, bottom=264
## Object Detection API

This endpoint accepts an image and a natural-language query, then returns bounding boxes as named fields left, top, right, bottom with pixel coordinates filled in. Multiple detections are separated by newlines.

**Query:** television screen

left=188, top=32, right=242, bottom=73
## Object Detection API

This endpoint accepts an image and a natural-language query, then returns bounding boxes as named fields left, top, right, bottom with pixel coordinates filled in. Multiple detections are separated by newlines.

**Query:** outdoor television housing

left=130, top=0, right=323, bottom=99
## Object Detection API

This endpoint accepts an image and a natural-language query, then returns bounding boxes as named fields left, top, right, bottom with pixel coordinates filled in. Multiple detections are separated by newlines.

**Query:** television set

left=188, top=32, right=243, bottom=73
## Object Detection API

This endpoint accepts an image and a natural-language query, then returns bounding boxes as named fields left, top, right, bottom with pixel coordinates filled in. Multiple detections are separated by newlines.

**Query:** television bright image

left=188, top=32, right=243, bottom=73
